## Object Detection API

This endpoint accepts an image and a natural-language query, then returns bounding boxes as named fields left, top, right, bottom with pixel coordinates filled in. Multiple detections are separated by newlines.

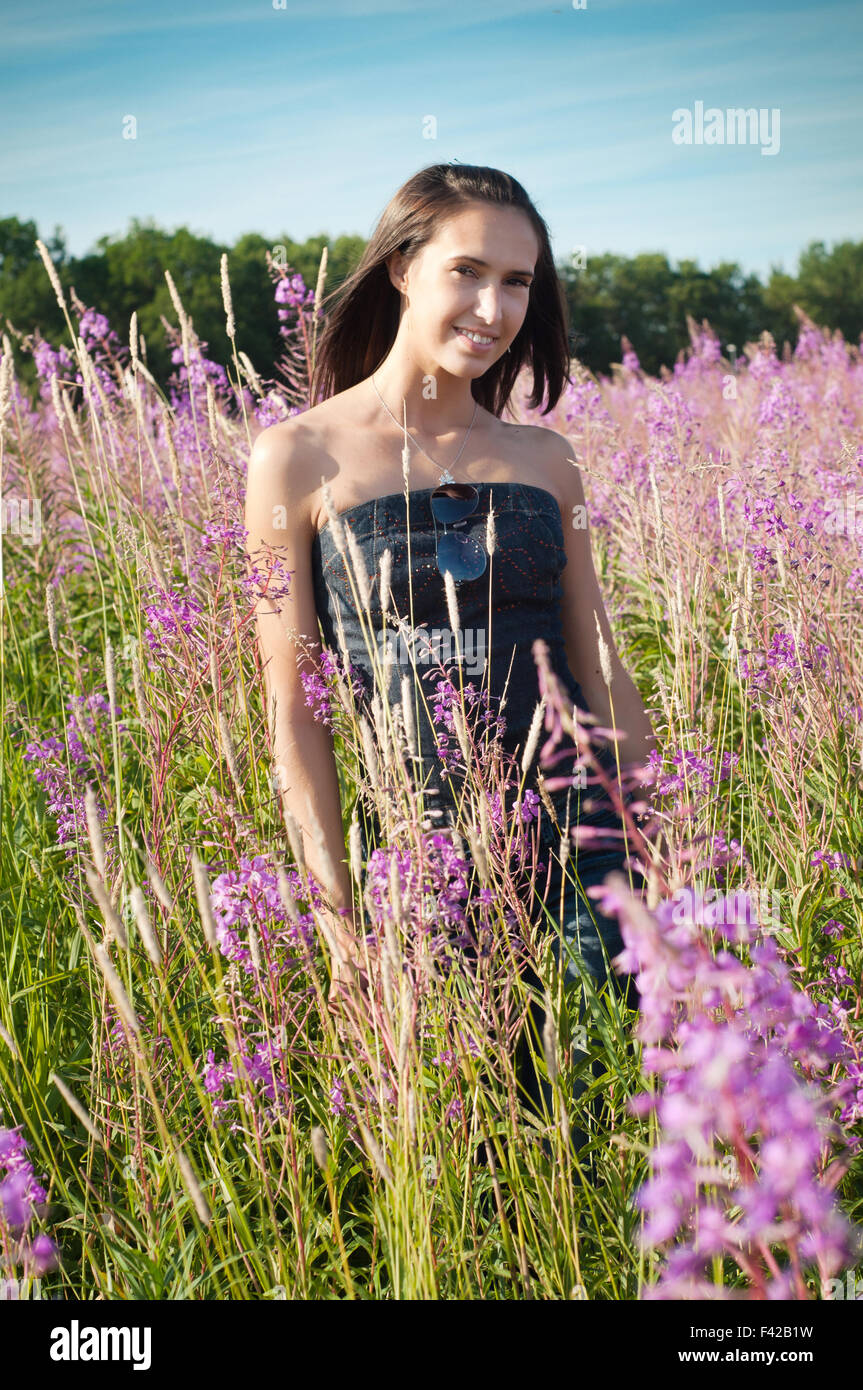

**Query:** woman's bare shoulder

left=251, top=398, right=336, bottom=462
left=498, top=417, right=570, bottom=452
left=249, top=395, right=359, bottom=505
left=495, top=417, right=575, bottom=502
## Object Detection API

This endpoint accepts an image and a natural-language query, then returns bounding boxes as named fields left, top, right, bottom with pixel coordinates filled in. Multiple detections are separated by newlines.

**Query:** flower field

left=1, top=247, right=861, bottom=1299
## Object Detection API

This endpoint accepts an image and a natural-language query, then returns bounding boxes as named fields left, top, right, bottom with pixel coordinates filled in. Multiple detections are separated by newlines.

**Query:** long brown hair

left=310, top=163, right=572, bottom=417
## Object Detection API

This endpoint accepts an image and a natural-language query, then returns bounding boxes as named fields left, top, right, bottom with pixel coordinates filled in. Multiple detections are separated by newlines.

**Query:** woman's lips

left=454, top=327, right=498, bottom=353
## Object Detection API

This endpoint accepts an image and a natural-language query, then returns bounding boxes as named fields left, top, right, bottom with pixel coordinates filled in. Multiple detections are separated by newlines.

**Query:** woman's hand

left=328, top=939, right=367, bottom=1011
left=325, top=922, right=379, bottom=1020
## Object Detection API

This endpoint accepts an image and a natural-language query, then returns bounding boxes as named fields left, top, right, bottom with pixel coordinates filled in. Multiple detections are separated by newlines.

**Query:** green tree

left=789, top=240, right=863, bottom=346
left=563, top=252, right=681, bottom=375
left=668, top=259, right=765, bottom=356
left=0, top=217, right=67, bottom=323
left=3, top=213, right=861, bottom=395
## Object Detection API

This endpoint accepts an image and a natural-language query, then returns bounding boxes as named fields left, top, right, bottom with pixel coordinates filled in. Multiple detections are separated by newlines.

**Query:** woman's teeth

left=456, top=328, right=496, bottom=346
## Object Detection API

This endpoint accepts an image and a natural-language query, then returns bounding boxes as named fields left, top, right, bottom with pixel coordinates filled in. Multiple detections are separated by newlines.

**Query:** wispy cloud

left=1, top=0, right=860, bottom=280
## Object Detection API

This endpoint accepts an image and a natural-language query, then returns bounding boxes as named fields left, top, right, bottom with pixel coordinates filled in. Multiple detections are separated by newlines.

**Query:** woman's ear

left=383, top=249, right=408, bottom=296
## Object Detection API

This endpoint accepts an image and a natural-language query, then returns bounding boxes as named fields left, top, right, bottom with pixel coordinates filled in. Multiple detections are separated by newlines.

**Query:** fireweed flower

left=274, top=271, right=316, bottom=318
left=515, top=787, right=542, bottom=825
left=232, top=266, right=315, bottom=438
left=431, top=1050, right=456, bottom=1069
left=364, top=847, right=422, bottom=929
left=253, top=390, right=294, bottom=428
left=822, top=919, right=846, bottom=938
left=361, top=834, right=504, bottom=965
left=445, top=1096, right=463, bottom=1125
left=329, top=1077, right=347, bottom=1117
left=22, top=692, right=120, bottom=869
left=738, top=630, right=833, bottom=690
left=645, top=742, right=738, bottom=815
left=804, top=946, right=863, bottom=1132
left=202, top=1039, right=291, bottom=1123
left=167, top=333, right=229, bottom=401
left=299, top=648, right=366, bottom=728
left=244, top=545, right=294, bottom=607
left=71, top=303, right=128, bottom=401
left=686, top=831, right=749, bottom=879
left=325, top=1065, right=394, bottom=1141
left=430, top=678, right=505, bottom=772
left=0, top=1117, right=58, bottom=1278
left=622, top=342, right=642, bottom=374
left=593, top=879, right=860, bottom=1299
left=266, top=264, right=321, bottom=416
left=479, top=786, right=542, bottom=851
left=456, top=1029, right=482, bottom=1061
left=207, top=854, right=318, bottom=975
left=141, top=581, right=209, bottom=673
left=194, top=856, right=326, bottom=1124
left=300, top=668, right=333, bottom=725
left=32, top=335, right=75, bottom=403
left=189, top=516, right=250, bottom=588
left=100, top=1006, right=172, bottom=1073
left=78, top=307, right=112, bottom=346
left=811, top=850, right=856, bottom=871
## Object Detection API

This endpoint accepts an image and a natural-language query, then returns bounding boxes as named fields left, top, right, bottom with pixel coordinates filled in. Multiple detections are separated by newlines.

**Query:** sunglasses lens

left=437, top=532, right=487, bottom=582
left=431, top=484, right=478, bottom=525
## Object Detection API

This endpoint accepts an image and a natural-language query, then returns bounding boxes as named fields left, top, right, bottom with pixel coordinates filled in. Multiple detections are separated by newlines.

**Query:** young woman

left=245, top=164, right=656, bottom=1103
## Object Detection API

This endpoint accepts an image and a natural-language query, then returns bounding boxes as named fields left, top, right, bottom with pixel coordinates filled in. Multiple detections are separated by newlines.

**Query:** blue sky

left=2, top=0, right=861, bottom=280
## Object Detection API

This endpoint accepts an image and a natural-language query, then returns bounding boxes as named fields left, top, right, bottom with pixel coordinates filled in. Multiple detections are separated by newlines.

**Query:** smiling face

left=387, top=201, right=539, bottom=375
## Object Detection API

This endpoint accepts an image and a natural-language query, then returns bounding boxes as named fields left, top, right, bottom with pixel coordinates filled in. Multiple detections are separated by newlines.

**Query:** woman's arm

left=244, top=423, right=359, bottom=960
left=548, top=433, right=658, bottom=773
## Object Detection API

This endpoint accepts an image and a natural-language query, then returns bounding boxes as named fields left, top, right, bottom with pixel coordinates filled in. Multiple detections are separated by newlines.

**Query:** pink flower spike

left=569, top=824, right=603, bottom=844
left=584, top=723, right=624, bottom=742
left=585, top=874, right=630, bottom=919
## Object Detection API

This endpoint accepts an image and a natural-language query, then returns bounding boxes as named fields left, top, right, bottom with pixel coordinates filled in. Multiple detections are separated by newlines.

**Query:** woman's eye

left=454, top=266, right=530, bottom=287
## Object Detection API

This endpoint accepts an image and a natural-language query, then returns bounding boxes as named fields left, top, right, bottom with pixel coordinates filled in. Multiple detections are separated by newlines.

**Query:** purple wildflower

left=595, top=877, right=859, bottom=1298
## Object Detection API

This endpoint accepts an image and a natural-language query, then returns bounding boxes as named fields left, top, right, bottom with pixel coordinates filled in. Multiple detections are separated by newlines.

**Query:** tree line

left=1, top=212, right=861, bottom=398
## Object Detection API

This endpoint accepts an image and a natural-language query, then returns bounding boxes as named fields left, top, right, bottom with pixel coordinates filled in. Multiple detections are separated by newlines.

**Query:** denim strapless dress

left=309, top=481, right=628, bottom=855
left=310, top=480, right=640, bottom=1136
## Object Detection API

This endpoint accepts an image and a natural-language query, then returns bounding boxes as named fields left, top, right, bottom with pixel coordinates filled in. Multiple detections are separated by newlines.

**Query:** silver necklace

left=371, top=373, right=478, bottom=486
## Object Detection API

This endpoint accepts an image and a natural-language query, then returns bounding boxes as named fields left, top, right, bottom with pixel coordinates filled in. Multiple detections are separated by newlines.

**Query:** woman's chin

left=440, top=349, right=497, bottom=377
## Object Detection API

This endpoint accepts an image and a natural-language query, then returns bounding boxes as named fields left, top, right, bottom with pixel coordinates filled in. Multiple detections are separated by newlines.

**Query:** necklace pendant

left=438, top=468, right=456, bottom=485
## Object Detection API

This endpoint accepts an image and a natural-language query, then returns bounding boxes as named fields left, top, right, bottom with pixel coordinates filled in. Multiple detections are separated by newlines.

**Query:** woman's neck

left=368, top=364, right=480, bottom=438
